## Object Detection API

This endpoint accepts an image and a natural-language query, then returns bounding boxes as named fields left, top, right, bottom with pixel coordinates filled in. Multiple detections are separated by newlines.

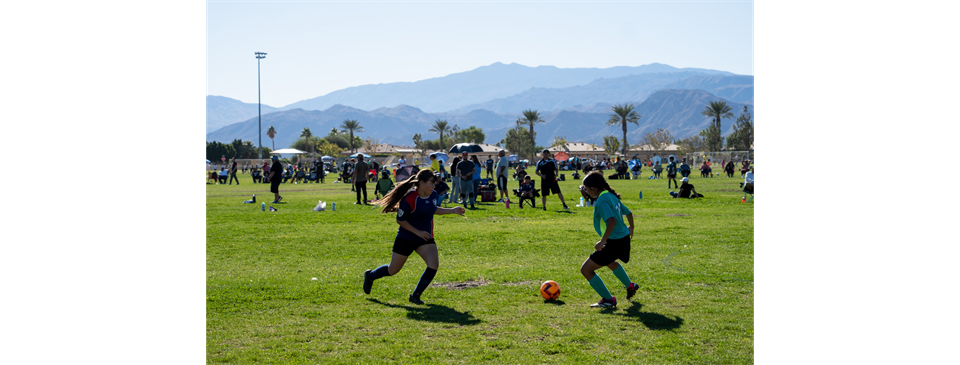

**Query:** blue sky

left=207, top=1, right=753, bottom=107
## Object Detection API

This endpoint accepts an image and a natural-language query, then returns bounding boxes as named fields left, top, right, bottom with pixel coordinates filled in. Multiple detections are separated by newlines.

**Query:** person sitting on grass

left=670, top=177, right=704, bottom=198
left=218, top=168, right=229, bottom=184
left=742, top=167, right=754, bottom=201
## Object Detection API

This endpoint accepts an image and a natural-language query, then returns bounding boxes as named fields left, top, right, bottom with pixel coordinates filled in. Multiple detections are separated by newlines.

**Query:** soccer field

left=207, top=172, right=754, bottom=364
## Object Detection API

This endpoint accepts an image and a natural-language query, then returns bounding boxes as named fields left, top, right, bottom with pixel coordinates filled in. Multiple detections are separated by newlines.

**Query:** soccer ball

left=540, top=280, right=560, bottom=300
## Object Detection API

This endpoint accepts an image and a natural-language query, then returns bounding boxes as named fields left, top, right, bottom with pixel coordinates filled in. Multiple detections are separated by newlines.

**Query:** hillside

left=278, top=62, right=735, bottom=113
left=206, top=95, right=278, bottom=134
left=208, top=89, right=752, bottom=149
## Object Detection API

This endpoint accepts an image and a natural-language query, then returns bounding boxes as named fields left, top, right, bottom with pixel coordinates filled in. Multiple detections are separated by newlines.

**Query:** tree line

left=208, top=100, right=752, bottom=161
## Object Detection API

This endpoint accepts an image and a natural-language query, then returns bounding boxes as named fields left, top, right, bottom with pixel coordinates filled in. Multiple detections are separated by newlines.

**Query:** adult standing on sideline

left=485, top=155, right=495, bottom=179
left=448, top=156, right=461, bottom=204
left=470, top=155, right=483, bottom=207
left=268, top=155, right=283, bottom=203
left=353, top=155, right=370, bottom=205
left=456, top=152, right=477, bottom=209
left=495, top=150, right=509, bottom=202
left=536, top=149, right=570, bottom=210
left=429, top=154, right=440, bottom=174
left=666, top=156, right=679, bottom=189
left=228, top=158, right=240, bottom=185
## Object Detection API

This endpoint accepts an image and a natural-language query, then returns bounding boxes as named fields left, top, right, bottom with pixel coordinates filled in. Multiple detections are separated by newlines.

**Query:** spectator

left=724, top=161, right=736, bottom=178
left=740, top=160, right=751, bottom=178
left=398, top=155, right=406, bottom=169
left=665, top=156, right=679, bottom=189
left=630, top=158, right=642, bottom=180
left=679, top=158, right=691, bottom=178
left=448, top=156, right=461, bottom=204
left=268, top=155, right=283, bottom=203
left=671, top=177, right=704, bottom=198
left=374, top=170, right=395, bottom=201
left=218, top=168, right=228, bottom=184
left=353, top=155, right=369, bottom=205
left=485, top=155, right=495, bottom=179
left=228, top=158, right=240, bottom=185
left=700, top=161, right=711, bottom=178
left=456, top=152, right=477, bottom=209
left=495, top=150, right=510, bottom=202
left=536, top=149, right=569, bottom=210
left=653, top=161, right=662, bottom=179
left=429, top=154, right=440, bottom=174
left=518, top=175, right=536, bottom=206
left=743, top=167, right=754, bottom=201
left=470, top=155, right=483, bottom=207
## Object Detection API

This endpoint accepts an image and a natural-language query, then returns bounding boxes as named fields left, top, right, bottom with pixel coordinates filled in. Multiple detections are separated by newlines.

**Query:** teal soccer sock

left=587, top=275, right=613, bottom=300
left=611, top=263, right=632, bottom=288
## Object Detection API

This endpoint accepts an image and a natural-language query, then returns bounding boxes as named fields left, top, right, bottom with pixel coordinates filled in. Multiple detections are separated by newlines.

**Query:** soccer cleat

left=563, top=205, right=569, bottom=210
left=278, top=196, right=283, bottom=202
left=271, top=200, right=280, bottom=204
left=363, top=270, right=373, bottom=294
left=409, top=293, right=424, bottom=305
left=626, top=282, right=639, bottom=300
left=590, top=296, right=617, bottom=308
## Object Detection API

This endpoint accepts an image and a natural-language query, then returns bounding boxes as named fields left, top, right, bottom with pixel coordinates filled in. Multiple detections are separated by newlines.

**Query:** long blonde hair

left=375, top=169, right=437, bottom=213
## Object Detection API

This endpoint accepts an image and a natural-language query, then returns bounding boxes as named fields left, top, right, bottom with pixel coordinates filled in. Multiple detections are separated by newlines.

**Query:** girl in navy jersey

left=363, top=169, right=465, bottom=304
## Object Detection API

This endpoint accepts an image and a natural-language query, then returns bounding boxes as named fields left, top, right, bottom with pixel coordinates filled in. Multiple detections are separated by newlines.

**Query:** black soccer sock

left=412, top=267, right=437, bottom=296
left=370, top=264, right=391, bottom=280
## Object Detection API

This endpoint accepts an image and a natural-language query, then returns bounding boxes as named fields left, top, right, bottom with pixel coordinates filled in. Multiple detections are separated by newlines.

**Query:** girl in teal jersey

left=578, top=171, right=639, bottom=308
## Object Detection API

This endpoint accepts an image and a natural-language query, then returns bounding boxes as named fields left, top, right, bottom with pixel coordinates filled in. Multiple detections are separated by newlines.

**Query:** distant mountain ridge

left=206, top=89, right=753, bottom=149
left=279, top=62, right=736, bottom=113
left=206, top=95, right=278, bottom=134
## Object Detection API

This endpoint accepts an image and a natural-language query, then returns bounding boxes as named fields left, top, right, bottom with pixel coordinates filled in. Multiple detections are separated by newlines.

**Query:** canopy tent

left=270, top=148, right=307, bottom=155
left=507, top=155, right=519, bottom=162
left=349, top=153, right=372, bottom=159
left=206, top=159, right=211, bottom=164
left=553, top=151, right=570, bottom=162
left=448, top=143, right=483, bottom=154
left=320, top=156, right=336, bottom=162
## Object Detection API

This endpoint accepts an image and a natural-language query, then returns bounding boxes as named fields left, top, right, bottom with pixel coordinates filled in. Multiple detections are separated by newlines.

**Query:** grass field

left=207, top=171, right=754, bottom=364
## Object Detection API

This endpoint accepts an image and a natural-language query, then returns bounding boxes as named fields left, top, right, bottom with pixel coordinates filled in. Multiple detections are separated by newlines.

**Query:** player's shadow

left=366, top=298, right=481, bottom=326
left=609, top=302, right=684, bottom=330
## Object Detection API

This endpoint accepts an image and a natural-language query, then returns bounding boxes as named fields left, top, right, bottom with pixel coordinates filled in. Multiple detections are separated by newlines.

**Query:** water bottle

left=639, top=191, right=643, bottom=200
left=579, top=197, right=584, bottom=207
left=505, top=197, right=510, bottom=209
left=332, top=202, right=336, bottom=211
left=261, top=202, right=265, bottom=211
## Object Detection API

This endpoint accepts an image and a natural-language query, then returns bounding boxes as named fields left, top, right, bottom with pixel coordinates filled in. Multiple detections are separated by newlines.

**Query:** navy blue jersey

left=396, top=190, right=439, bottom=241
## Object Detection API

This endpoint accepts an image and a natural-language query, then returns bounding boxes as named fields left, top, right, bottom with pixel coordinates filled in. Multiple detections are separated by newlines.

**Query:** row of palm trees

left=264, top=100, right=738, bottom=160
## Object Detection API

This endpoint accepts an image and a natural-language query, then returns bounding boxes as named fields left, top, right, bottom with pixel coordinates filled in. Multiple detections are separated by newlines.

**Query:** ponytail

left=376, top=169, right=436, bottom=213
left=581, top=171, right=620, bottom=201
left=603, top=181, right=621, bottom=200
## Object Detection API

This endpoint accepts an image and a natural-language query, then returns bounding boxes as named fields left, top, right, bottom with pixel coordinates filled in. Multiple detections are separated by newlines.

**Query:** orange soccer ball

left=540, top=280, right=560, bottom=300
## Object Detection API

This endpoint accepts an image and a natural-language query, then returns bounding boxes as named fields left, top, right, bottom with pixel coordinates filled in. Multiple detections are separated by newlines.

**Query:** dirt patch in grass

left=665, top=214, right=690, bottom=217
left=431, top=279, right=491, bottom=290
left=500, top=280, right=538, bottom=286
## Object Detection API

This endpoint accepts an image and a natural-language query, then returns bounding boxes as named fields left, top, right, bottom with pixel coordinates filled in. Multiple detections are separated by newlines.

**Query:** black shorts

left=667, top=173, right=677, bottom=179
left=498, top=175, right=507, bottom=190
left=270, top=180, right=281, bottom=193
left=541, top=177, right=561, bottom=196
left=589, top=235, right=631, bottom=266
left=393, top=236, right=436, bottom=256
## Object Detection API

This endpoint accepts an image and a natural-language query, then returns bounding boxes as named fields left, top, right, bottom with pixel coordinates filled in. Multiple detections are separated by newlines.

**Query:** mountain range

left=206, top=62, right=754, bottom=149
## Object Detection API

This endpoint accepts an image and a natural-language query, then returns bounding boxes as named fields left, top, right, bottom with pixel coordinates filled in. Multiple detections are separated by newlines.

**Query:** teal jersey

left=593, top=191, right=632, bottom=239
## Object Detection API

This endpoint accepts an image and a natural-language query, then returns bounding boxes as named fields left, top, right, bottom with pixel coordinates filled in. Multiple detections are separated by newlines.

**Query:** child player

left=578, top=171, right=639, bottom=308
left=363, top=169, right=465, bottom=304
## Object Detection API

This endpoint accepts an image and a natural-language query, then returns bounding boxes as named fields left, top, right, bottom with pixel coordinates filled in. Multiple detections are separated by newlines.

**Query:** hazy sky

left=207, top=1, right=753, bottom=107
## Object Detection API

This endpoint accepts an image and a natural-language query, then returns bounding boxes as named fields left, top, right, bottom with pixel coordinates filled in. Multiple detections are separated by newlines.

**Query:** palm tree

left=266, top=126, right=277, bottom=151
left=300, top=127, right=313, bottom=157
left=521, top=109, right=544, bottom=159
left=428, top=119, right=451, bottom=150
left=606, top=104, right=641, bottom=156
left=340, top=119, right=364, bottom=153
left=701, top=101, right=734, bottom=151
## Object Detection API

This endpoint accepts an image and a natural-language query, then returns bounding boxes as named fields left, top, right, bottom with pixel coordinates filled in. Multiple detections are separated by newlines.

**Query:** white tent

left=270, top=148, right=307, bottom=155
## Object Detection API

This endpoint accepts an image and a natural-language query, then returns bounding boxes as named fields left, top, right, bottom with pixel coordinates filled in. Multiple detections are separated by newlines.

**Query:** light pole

left=255, top=51, right=267, bottom=160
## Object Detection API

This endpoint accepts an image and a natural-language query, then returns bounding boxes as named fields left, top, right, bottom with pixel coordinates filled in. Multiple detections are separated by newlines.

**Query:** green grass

left=207, top=172, right=753, bottom=364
